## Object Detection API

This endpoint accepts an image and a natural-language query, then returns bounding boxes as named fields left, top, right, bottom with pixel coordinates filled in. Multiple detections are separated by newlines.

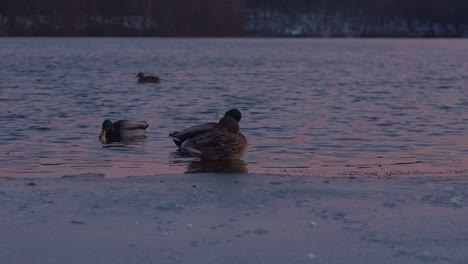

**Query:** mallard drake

left=99, top=120, right=149, bottom=142
left=136, top=72, right=160, bottom=83
left=180, top=115, right=248, bottom=160
left=169, top=109, right=242, bottom=147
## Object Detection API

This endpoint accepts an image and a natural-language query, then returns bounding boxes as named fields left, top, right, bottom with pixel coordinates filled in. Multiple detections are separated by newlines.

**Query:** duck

left=180, top=115, right=248, bottom=160
left=99, top=119, right=149, bottom=142
left=136, top=72, right=160, bottom=83
left=169, top=109, right=242, bottom=147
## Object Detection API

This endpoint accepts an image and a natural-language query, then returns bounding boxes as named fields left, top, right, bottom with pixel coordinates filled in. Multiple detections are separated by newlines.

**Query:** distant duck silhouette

left=136, top=72, right=160, bottom=83
left=99, top=119, right=149, bottom=142
left=179, top=115, right=248, bottom=160
left=169, top=109, right=242, bottom=147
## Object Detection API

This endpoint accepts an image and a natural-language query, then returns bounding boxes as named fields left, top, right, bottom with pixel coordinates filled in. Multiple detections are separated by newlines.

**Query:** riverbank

left=1, top=173, right=467, bottom=264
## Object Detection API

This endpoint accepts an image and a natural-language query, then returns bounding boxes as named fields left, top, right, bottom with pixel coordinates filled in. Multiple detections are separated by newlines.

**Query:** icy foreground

left=1, top=173, right=467, bottom=264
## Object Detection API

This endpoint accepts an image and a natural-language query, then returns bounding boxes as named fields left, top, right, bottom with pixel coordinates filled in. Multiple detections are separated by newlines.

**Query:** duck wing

left=170, top=122, right=217, bottom=147
left=113, top=120, right=149, bottom=138
left=115, top=120, right=149, bottom=131
left=149, top=76, right=160, bottom=82
left=180, top=127, right=247, bottom=160
left=180, top=128, right=225, bottom=156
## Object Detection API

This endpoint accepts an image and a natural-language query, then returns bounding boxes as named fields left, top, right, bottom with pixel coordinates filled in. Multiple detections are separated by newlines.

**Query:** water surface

left=0, top=38, right=467, bottom=177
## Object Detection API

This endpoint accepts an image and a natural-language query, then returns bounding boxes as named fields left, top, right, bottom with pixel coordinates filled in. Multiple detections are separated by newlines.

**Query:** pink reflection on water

left=1, top=38, right=467, bottom=178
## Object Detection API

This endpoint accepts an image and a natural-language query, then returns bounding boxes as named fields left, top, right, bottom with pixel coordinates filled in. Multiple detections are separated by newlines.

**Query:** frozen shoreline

left=1, top=173, right=467, bottom=264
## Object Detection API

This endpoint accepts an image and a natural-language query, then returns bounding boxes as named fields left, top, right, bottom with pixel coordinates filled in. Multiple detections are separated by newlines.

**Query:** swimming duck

left=180, top=115, right=248, bottom=160
left=99, top=120, right=149, bottom=142
left=136, top=72, right=160, bottom=83
left=169, top=109, right=242, bottom=147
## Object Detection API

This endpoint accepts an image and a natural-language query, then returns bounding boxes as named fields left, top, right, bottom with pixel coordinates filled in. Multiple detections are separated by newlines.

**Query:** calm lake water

left=0, top=38, right=467, bottom=178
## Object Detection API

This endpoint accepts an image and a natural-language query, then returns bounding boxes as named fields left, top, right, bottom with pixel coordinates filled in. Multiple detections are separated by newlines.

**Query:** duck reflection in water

left=100, top=136, right=148, bottom=147
left=186, top=159, right=248, bottom=174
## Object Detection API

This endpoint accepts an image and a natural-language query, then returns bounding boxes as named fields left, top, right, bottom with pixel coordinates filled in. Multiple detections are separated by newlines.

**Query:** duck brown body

left=136, top=72, right=160, bottom=83
left=169, top=109, right=242, bottom=147
left=180, top=116, right=247, bottom=160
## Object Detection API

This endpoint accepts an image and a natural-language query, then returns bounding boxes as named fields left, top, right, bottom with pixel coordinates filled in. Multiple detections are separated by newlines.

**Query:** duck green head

left=224, top=109, right=242, bottom=122
left=99, top=119, right=114, bottom=139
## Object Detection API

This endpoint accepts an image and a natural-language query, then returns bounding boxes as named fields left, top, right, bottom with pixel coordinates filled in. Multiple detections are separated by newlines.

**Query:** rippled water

left=0, top=37, right=467, bottom=178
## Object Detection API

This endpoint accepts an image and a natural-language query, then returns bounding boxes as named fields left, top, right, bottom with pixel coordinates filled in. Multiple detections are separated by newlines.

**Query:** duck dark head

left=136, top=72, right=144, bottom=78
left=218, top=116, right=240, bottom=133
left=102, top=119, right=114, bottom=131
left=99, top=119, right=114, bottom=140
left=224, top=109, right=242, bottom=122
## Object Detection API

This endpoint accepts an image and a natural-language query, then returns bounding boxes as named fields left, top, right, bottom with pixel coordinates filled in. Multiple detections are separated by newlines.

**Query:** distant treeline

left=1, top=0, right=468, bottom=36
left=0, top=0, right=243, bottom=36
left=247, top=0, right=468, bottom=22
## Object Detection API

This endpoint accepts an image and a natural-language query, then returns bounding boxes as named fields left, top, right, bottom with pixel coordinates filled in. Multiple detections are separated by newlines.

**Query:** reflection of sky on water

left=0, top=38, right=467, bottom=178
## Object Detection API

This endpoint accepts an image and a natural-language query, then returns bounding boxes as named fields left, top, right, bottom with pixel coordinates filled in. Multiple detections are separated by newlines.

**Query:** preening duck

left=169, top=109, right=242, bottom=147
left=180, top=115, right=247, bottom=160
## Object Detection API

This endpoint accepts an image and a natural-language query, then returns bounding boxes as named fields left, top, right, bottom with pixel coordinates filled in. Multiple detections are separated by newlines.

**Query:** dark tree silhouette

left=0, top=0, right=467, bottom=36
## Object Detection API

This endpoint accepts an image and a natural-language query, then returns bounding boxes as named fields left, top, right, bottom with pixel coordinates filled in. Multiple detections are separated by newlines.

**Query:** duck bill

left=99, top=129, right=106, bottom=140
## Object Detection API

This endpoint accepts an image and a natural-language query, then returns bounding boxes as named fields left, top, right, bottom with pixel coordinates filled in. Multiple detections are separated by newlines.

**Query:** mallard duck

left=169, top=109, right=242, bottom=147
left=99, top=120, right=149, bottom=142
left=136, top=72, right=160, bottom=83
left=180, top=115, right=247, bottom=160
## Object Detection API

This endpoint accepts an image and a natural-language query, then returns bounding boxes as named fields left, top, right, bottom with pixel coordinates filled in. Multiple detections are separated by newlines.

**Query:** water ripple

left=0, top=38, right=467, bottom=177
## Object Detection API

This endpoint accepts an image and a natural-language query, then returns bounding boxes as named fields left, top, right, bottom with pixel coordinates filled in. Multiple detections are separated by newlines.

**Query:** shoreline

left=1, top=173, right=467, bottom=264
